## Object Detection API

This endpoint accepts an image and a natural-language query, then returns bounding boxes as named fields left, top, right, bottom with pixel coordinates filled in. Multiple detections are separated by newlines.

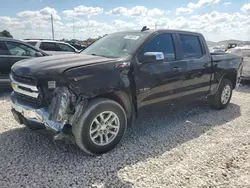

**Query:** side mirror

left=141, top=52, right=164, bottom=64
left=35, top=52, right=43, bottom=57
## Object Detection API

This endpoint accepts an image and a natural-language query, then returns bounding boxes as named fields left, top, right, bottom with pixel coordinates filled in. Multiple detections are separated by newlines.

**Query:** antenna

left=51, top=14, right=54, bottom=40
left=141, top=26, right=150, bottom=32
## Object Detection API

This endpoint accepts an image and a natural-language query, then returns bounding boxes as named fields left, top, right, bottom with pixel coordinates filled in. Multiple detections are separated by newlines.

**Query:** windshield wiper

left=89, top=53, right=120, bottom=58
left=91, top=53, right=107, bottom=57
left=91, top=53, right=113, bottom=58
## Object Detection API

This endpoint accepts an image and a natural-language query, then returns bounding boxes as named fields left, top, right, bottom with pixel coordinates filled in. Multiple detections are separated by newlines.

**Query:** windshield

left=82, top=32, right=149, bottom=58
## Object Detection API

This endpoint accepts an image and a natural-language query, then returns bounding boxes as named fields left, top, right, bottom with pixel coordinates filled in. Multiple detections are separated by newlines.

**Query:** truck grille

left=10, top=72, right=42, bottom=107
left=16, top=93, right=42, bottom=107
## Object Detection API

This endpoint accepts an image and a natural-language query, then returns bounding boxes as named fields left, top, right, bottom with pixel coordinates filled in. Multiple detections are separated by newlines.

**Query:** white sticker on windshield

left=124, top=35, right=140, bottom=40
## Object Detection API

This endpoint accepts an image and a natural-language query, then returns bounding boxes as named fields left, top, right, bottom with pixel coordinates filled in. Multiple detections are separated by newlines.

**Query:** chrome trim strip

left=10, top=74, right=38, bottom=91
left=13, top=87, right=39, bottom=98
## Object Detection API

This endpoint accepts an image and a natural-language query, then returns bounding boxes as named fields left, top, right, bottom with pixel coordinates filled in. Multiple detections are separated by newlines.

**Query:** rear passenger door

left=178, top=34, right=212, bottom=100
left=40, top=42, right=57, bottom=55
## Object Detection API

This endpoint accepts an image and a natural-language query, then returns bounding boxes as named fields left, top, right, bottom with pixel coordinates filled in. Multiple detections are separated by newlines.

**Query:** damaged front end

left=48, top=87, right=88, bottom=131
left=11, top=80, right=87, bottom=142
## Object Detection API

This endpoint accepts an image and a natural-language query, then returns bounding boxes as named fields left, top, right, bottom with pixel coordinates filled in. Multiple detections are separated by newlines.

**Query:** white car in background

left=23, top=39, right=80, bottom=55
left=227, top=46, right=250, bottom=81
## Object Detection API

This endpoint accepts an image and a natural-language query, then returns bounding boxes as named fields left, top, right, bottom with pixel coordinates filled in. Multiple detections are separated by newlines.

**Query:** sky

left=1, top=0, right=250, bottom=41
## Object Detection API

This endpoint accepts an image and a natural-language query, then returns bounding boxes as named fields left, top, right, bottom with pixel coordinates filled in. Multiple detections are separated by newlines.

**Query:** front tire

left=73, top=98, right=127, bottom=155
left=210, top=78, right=233, bottom=109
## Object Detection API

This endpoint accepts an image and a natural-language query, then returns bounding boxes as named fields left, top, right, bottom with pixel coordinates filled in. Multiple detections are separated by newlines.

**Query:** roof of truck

left=113, top=29, right=203, bottom=36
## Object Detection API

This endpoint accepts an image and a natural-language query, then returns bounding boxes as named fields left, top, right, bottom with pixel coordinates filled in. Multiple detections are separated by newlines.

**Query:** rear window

left=26, top=42, right=37, bottom=46
left=179, top=34, right=203, bottom=59
left=40, top=42, right=57, bottom=51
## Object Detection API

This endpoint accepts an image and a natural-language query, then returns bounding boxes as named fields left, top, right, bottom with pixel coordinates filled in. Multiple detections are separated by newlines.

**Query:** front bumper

left=10, top=92, right=66, bottom=132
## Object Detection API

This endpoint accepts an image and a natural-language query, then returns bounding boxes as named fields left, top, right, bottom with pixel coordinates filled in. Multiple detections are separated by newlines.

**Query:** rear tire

left=210, top=78, right=233, bottom=109
left=73, top=98, right=127, bottom=155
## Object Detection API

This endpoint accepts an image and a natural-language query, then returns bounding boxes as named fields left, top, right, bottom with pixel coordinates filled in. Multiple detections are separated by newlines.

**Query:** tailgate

left=211, top=53, right=242, bottom=62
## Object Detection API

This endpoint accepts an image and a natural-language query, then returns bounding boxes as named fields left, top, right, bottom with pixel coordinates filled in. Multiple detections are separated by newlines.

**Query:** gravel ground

left=0, top=86, right=250, bottom=188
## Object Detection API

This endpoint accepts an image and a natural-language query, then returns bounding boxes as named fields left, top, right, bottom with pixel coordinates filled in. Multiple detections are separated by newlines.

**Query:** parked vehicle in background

left=227, top=46, right=250, bottom=81
left=67, top=43, right=87, bottom=51
left=225, top=43, right=238, bottom=52
left=0, top=37, right=47, bottom=87
left=210, top=47, right=226, bottom=53
left=10, top=28, right=243, bottom=155
left=23, top=39, right=80, bottom=55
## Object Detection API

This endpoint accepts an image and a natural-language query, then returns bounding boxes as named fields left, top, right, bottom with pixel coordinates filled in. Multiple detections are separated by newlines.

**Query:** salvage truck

left=10, top=28, right=243, bottom=155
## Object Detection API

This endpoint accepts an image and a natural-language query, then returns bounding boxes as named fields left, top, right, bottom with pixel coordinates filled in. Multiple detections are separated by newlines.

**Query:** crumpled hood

left=11, top=54, right=115, bottom=77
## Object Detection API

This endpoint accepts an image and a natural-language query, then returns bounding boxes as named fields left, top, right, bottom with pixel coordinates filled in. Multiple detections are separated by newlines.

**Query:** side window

left=142, top=34, right=176, bottom=61
left=0, top=41, right=9, bottom=55
left=5, top=41, right=37, bottom=57
left=26, top=42, right=37, bottom=46
left=40, top=42, right=57, bottom=51
left=57, top=43, right=75, bottom=52
left=179, top=34, right=203, bottom=59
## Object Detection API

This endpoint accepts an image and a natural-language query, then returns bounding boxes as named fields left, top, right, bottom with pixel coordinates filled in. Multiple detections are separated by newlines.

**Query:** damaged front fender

left=48, top=87, right=89, bottom=129
left=48, top=87, right=76, bottom=124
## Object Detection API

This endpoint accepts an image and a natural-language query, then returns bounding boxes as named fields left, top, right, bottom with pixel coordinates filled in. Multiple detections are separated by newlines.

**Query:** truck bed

left=211, top=53, right=242, bottom=62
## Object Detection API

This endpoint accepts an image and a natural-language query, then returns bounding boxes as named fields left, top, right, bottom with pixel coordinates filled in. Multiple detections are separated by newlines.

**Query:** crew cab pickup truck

left=10, top=28, right=243, bottom=155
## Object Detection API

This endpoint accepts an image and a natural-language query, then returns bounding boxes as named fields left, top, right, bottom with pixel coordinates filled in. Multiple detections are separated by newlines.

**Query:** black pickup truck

left=10, top=28, right=243, bottom=155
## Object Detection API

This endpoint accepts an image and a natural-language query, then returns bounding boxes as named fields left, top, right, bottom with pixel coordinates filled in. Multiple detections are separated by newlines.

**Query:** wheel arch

left=223, top=71, right=237, bottom=89
left=95, top=90, right=135, bottom=127
left=210, top=71, right=237, bottom=96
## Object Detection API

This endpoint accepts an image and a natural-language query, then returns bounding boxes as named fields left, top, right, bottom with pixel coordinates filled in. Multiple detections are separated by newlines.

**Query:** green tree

left=0, top=30, right=13, bottom=38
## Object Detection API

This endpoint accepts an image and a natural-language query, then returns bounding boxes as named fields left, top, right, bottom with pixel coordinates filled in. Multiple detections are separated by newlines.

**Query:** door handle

left=172, top=67, right=182, bottom=72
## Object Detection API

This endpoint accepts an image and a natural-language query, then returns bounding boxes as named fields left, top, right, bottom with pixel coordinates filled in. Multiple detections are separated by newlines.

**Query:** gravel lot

left=0, top=86, right=250, bottom=188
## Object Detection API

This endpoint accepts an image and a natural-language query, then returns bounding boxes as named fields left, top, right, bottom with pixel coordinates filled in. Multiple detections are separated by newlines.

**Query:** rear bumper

left=10, top=92, right=65, bottom=132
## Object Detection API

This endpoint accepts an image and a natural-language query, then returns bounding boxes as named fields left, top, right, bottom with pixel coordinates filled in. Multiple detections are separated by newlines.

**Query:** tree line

left=0, top=30, right=13, bottom=38
left=0, top=30, right=103, bottom=46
